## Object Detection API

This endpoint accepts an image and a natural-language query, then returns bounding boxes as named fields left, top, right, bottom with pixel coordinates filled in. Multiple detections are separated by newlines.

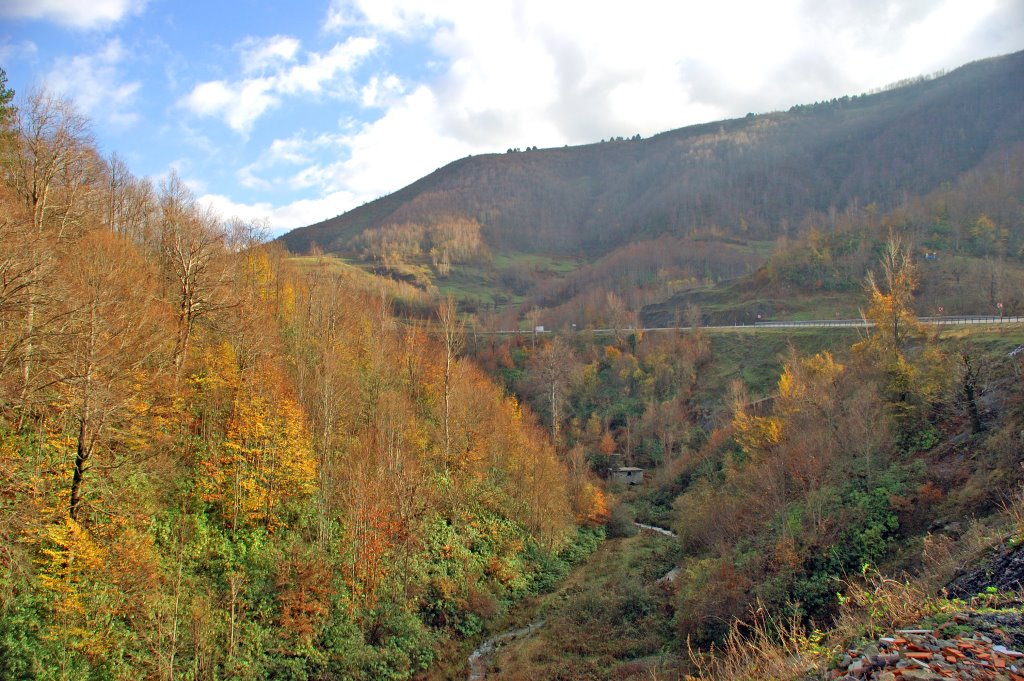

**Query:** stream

left=467, top=619, right=546, bottom=681
left=635, top=522, right=681, bottom=583
left=633, top=521, right=678, bottom=538
left=466, top=521, right=682, bottom=679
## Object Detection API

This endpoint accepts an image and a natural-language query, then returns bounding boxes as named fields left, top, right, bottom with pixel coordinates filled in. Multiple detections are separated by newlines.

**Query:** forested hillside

left=278, top=51, right=1024, bottom=333
left=0, top=83, right=606, bottom=679
left=641, top=144, right=1024, bottom=328
left=283, top=52, right=1023, bottom=257
left=5, top=45, right=1024, bottom=681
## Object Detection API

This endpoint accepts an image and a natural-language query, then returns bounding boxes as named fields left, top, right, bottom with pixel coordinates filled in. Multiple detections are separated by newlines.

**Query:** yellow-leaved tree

left=37, top=518, right=110, bottom=662
left=731, top=350, right=846, bottom=560
left=861, top=235, right=920, bottom=359
left=203, top=361, right=317, bottom=532
left=857, top=234, right=950, bottom=442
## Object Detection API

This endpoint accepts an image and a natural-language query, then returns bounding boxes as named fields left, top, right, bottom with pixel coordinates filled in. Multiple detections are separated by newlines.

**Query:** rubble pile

left=830, top=612, right=1024, bottom=681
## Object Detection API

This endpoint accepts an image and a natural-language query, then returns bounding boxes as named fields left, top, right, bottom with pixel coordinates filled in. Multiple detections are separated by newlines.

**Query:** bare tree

left=106, top=152, right=156, bottom=246
left=6, top=90, right=99, bottom=422
left=525, top=305, right=542, bottom=346
left=438, top=295, right=463, bottom=471
left=157, top=173, right=230, bottom=382
left=605, top=291, right=627, bottom=341
left=533, top=337, right=574, bottom=446
left=62, top=229, right=166, bottom=520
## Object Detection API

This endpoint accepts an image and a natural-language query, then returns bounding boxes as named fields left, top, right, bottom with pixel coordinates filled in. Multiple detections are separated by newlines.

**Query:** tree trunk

left=962, top=353, right=984, bottom=433
left=69, top=418, right=90, bottom=520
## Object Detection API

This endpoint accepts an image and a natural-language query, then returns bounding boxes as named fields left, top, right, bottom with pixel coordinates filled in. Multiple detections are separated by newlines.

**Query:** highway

left=483, top=315, right=1024, bottom=335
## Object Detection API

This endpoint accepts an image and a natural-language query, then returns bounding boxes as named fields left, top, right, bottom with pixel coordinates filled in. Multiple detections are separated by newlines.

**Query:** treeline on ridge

left=283, top=51, right=1024, bottom=258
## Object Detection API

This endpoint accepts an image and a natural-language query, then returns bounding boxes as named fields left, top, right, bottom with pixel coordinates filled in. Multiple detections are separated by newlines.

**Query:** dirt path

left=635, top=522, right=681, bottom=583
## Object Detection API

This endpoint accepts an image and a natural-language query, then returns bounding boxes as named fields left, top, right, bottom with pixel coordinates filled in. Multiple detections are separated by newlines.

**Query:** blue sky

left=2, top=0, right=1022, bottom=235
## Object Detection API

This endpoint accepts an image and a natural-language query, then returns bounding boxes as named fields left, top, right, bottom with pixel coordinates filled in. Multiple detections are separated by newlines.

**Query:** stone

left=879, top=652, right=900, bottom=665
left=899, top=670, right=943, bottom=681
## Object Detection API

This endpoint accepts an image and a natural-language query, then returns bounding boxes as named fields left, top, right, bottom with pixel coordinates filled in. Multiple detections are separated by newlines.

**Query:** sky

left=2, top=0, right=1023, bottom=235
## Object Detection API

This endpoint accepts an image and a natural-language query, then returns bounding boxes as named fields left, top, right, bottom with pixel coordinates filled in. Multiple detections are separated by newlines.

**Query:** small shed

left=610, top=466, right=644, bottom=486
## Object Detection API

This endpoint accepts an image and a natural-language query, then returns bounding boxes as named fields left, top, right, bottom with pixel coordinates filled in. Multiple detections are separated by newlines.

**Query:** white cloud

left=360, top=74, right=404, bottom=107
left=239, top=86, right=470, bottom=207
left=181, top=81, right=234, bottom=116
left=180, top=35, right=378, bottom=133
left=323, top=0, right=437, bottom=35
left=240, top=35, right=300, bottom=74
left=267, top=136, right=320, bottom=165
left=206, top=0, right=1024, bottom=232
left=324, top=86, right=474, bottom=198
left=0, top=0, right=147, bottom=30
left=0, top=40, right=38, bottom=64
left=327, top=0, right=1022, bottom=146
left=197, top=190, right=361, bottom=234
left=45, top=39, right=141, bottom=127
left=235, top=131, right=340, bottom=190
left=181, top=78, right=277, bottom=134
left=279, top=38, right=377, bottom=95
left=211, top=87, right=474, bottom=230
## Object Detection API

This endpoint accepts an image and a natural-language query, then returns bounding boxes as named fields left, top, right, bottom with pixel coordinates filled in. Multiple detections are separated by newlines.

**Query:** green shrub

left=606, top=504, right=639, bottom=538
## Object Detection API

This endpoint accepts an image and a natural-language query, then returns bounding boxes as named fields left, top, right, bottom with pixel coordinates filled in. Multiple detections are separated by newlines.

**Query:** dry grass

left=1000, top=482, right=1024, bottom=540
left=675, top=497, right=1024, bottom=681
left=684, top=607, right=828, bottom=681
left=829, top=566, right=954, bottom=644
left=683, top=564, right=964, bottom=681
left=920, top=523, right=1002, bottom=593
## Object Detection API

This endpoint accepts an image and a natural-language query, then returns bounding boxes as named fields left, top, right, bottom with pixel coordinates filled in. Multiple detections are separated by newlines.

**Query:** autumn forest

left=0, top=77, right=608, bottom=679
left=2, top=50, right=1024, bottom=681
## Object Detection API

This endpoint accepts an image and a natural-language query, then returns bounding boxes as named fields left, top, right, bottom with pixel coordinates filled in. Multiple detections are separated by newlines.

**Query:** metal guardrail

left=923, top=315, right=1024, bottom=326
left=753, top=315, right=1024, bottom=328
left=472, top=315, right=1024, bottom=335
left=753, top=319, right=867, bottom=328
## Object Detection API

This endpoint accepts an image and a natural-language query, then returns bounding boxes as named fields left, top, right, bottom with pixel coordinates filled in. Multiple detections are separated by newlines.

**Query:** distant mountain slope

left=280, top=51, right=1024, bottom=258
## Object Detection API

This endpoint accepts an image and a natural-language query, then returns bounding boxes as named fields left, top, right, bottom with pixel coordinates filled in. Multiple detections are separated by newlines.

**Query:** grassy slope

left=486, top=533, right=682, bottom=681
left=292, top=251, right=582, bottom=313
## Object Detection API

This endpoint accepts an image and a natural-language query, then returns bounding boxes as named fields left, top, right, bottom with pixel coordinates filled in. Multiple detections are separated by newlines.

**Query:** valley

left=3, top=47, right=1024, bottom=681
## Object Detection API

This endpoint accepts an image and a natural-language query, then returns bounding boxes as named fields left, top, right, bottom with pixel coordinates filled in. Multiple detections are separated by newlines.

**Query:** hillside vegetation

left=0, top=83, right=610, bottom=680
left=284, top=52, right=1024, bottom=256
left=279, top=52, right=1024, bottom=333
left=5, top=48, right=1024, bottom=681
left=467, top=257, right=1024, bottom=679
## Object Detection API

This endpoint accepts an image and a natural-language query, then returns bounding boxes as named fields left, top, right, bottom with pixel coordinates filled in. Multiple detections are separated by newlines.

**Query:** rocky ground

left=828, top=611, right=1024, bottom=680
left=827, top=541, right=1024, bottom=680
left=946, top=542, right=1024, bottom=600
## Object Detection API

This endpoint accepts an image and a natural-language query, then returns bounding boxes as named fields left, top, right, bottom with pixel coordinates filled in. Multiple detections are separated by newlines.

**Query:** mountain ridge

left=280, top=50, right=1024, bottom=258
